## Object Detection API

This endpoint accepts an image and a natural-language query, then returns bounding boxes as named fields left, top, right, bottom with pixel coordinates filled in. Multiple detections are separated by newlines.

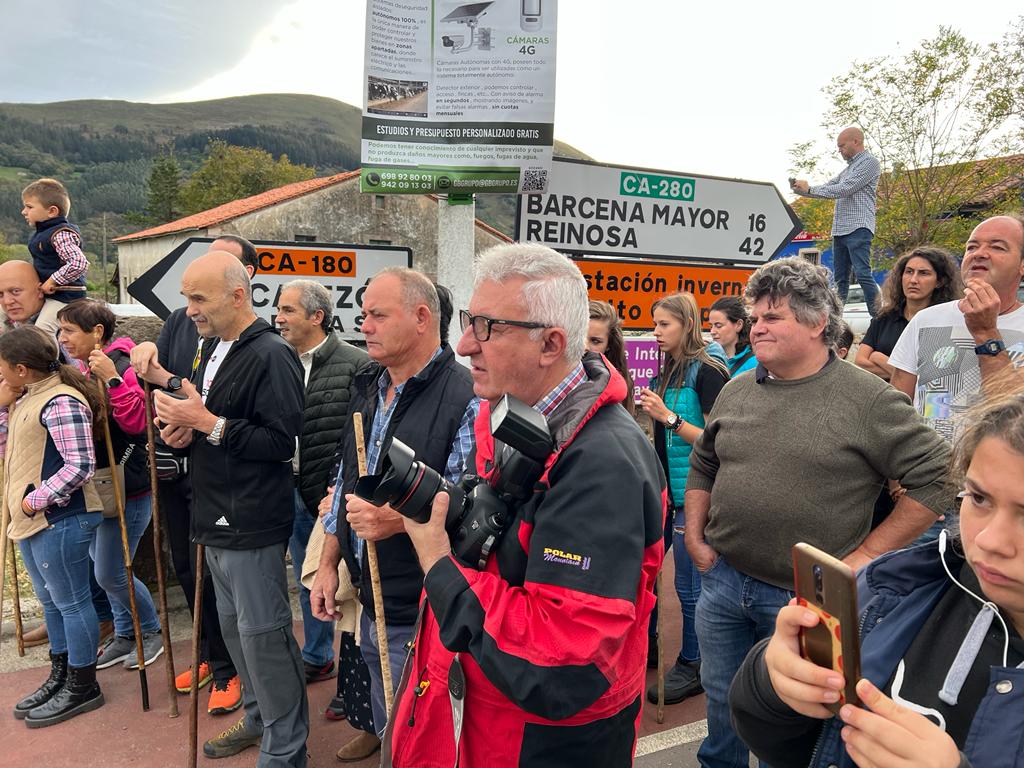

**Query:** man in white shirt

left=889, top=214, right=1024, bottom=442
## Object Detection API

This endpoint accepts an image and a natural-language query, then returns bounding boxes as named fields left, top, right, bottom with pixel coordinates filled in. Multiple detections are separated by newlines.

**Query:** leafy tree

left=178, top=140, right=315, bottom=215
left=790, top=23, right=1024, bottom=263
left=146, top=153, right=182, bottom=223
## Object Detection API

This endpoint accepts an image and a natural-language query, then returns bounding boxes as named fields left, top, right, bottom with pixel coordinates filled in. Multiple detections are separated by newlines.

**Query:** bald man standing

left=0, top=259, right=65, bottom=336
left=154, top=251, right=308, bottom=766
left=792, top=126, right=882, bottom=316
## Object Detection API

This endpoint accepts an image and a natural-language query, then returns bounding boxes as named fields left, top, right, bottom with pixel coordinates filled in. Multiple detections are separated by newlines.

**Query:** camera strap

left=448, top=655, right=466, bottom=767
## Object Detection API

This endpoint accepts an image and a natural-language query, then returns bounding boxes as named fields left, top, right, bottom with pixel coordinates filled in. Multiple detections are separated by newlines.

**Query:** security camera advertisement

left=360, top=0, right=557, bottom=195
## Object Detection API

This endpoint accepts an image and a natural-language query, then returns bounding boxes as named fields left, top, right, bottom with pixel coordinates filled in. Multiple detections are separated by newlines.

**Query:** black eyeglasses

left=459, top=310, right=550, bottom=342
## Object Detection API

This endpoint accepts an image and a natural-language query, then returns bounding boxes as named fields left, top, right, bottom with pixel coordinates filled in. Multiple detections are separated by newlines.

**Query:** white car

left=842, top=284, right=872, bottom=337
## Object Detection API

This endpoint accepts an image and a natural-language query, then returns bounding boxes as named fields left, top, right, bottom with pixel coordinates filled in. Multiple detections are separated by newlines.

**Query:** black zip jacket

left=188, top=317, right=304, bottom=550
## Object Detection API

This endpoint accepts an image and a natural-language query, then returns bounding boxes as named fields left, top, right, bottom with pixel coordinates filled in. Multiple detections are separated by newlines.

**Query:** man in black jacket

left=309, top=267, right=477, bottom=763
left=130, top=235, right=257, bottom=716
left=275, top=279, right=368, bottom=686
left=154, top=251, right=307, bottom=766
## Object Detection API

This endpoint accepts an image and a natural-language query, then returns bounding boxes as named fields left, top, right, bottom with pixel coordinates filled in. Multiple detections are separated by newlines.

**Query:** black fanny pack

left=154, top=448, right=189, bottom=482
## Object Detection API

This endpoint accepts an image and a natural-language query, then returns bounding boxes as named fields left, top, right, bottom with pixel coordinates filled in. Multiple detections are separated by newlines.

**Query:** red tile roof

left=115, top=170, right=515, bottom=244
left=114, top=171, right=361, bottom=242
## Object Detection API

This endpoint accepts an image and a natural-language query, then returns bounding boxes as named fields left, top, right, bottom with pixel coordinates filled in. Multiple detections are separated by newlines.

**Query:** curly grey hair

left=744, top=257, right=844, bottom=347
left=474, top=243, right=588, bottom=363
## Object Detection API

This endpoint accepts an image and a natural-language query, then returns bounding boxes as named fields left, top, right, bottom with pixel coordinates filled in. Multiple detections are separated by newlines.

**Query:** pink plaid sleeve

left=25, top=396, right=96, bottom=511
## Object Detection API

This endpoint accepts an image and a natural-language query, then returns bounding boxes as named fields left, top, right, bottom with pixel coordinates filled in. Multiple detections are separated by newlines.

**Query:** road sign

left=574, top=256, right=754, bottom=330
left=127, top=238, right=412, bottom=340
left=517, top=158, right=802, bottom=264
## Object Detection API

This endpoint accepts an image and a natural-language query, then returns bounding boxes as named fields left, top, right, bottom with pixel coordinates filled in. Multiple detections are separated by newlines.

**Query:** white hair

left=474, top=243, right=588, bottom=362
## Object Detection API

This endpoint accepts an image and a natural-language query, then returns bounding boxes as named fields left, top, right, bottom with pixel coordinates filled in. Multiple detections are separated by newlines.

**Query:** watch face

left=168, top=376, right=183, bottom=391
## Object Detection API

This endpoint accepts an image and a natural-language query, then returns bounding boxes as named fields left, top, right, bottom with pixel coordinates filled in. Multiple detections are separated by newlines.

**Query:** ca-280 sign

left=516, top=158, right=802, bottom=265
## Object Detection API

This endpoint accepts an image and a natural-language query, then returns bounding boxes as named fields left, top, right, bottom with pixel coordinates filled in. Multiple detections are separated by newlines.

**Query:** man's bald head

left=837, top=127, right=865, bottom=160
left=181, top=251, right=255, bottom=339
left=0, top=260, right=45, bottom=323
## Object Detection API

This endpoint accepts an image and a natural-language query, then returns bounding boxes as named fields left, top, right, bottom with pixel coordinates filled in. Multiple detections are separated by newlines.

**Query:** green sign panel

left=619, top=171, right=696, bottom=202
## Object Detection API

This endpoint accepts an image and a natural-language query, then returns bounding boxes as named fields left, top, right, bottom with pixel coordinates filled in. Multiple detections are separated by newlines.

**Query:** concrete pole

left=436, top=194, right=476, bottom=367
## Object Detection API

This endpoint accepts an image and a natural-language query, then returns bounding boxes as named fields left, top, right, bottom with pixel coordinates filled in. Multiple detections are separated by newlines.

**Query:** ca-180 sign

left=127, top=238, right=412, bottom=340
left=516, top=158, right=802, bottom=265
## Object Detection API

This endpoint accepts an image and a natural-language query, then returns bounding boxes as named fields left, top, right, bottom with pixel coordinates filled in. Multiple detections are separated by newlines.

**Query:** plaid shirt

left=49, top=228, right=89, bottom=286
left=323, top=347, right=480, bottom=540
left=0, top=393, right=96, bottom=511
left=535, top=362, right=586, bottom=417
left=802, top=150, right=881, bottom=237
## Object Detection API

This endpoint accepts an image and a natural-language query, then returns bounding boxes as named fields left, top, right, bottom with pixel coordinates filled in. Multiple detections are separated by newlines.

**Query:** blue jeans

left=91, top=494, right=161, bottom=637
left=673, top=524, right=702, bottom=663
left=288, top=489, right=335, bottom=667
left=832, top=227, right=878, bottom=317
left=360, top=611, right=415, bottom=736
left=696, top=557, right=792, bottom=768
left=20, top=512, right=103, bottom=667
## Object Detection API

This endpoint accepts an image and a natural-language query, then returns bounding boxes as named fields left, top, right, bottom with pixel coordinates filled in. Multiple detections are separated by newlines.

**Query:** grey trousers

left=206, top=543, right=309, bottom=768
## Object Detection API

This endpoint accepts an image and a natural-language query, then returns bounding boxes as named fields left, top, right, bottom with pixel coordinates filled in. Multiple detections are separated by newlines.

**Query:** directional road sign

left=127, top=238, right=412, bottom=340
left=516, top=158, right=802, bottom=265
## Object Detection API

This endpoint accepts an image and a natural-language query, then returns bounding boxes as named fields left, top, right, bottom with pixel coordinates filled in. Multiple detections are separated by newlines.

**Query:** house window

left=294, top=233, right=316, bottom=242
left=373, top=195, right=386, bottom=210
left=368, top=239, right=392, bottom=246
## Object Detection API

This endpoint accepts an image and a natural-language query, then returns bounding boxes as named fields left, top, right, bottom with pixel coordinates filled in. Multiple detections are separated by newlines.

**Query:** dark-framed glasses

left=459, top=309, right=550, bottom=342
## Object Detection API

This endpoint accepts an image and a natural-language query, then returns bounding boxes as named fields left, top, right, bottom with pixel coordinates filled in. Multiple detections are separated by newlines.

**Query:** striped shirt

left=49, top=229, right=89, bottom=286
left=803, top=150, right=881, bottom=237
left=0, top=394, right=96, bottom=511
left=323, top=347, right=480, bottom=539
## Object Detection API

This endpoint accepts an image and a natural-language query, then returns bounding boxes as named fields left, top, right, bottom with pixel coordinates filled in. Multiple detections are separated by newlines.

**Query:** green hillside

left=0, top=93, right=590, bottom=247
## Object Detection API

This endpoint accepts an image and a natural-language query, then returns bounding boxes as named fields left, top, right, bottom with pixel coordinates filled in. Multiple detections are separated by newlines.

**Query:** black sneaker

left=646, top=659, right=703, bottom=705
left=203, top=717, right=262, bottom=758
left=123, top=632, right=165, bottom=670
left=324, top=694, right=347, bottom=721
left=96, top=636, right=134, bottom=670
left=303, top=659, right=336, bottom=684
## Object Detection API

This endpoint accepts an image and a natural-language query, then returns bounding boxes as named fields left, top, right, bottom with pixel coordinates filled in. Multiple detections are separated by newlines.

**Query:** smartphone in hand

left=792, top=542, right=862, bottom=712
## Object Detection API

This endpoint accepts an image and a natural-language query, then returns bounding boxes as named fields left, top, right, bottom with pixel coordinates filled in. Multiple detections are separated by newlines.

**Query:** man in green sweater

left=684, top=257, right=950, bottom=768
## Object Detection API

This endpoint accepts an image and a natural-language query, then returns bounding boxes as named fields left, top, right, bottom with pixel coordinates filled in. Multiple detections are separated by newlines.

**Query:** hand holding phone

left=791, top=542, right=862, bottom=712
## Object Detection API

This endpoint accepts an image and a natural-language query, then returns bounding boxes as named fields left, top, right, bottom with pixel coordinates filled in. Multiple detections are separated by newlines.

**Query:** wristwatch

left=665, top=413, right=682, bottom=431
left=166, top=375, right=183, bottom=392
left=974, top=339, right=1006, bottom=356
left=207, top=416, right=227, bottom=446
left=106, top=376, right=123, bottom=389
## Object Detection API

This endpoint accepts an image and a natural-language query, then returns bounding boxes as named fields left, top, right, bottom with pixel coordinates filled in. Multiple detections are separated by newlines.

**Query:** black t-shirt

left=861, top=311, right=910, bottom=357
left=884, top=563, right=1024, bottom=747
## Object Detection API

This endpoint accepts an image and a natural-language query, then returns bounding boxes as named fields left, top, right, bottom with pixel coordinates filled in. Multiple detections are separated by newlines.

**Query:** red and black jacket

left=386, top=353, right=667, bottom=768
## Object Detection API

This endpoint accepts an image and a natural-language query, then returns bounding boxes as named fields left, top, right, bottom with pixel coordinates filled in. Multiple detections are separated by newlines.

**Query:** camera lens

left=354, top=439, right=450, bottom=524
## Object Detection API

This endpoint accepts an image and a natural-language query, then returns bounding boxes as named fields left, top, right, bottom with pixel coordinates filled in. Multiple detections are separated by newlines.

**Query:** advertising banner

left=361, top=0, right=558, bottom=195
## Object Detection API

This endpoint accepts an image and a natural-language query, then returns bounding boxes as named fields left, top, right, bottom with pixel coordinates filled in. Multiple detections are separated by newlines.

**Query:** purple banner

left=625, top=337, right=660, bottom=403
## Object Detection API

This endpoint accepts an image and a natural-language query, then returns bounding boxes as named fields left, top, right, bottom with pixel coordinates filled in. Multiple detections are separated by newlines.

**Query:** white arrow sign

left=127, top=238, right=411, bottom=340
left=516, top=158, right=802, bottom=265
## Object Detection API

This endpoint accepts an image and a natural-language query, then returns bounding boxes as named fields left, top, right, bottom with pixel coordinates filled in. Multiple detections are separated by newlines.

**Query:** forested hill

left=0, top=93, right=590, bottom=250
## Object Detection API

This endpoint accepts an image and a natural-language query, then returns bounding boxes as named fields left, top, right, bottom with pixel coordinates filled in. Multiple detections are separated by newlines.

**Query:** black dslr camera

left=354, top=395, right=553, bottom=569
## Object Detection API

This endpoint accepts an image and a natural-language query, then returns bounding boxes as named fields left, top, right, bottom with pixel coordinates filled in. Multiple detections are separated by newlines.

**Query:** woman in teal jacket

left=639, top=292, right=730, bottom=707
left=708, top=297, right=757, bottom=376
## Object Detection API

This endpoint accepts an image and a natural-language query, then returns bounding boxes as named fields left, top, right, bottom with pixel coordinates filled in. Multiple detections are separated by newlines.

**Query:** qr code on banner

left=521, top=169, right=548, bottom=192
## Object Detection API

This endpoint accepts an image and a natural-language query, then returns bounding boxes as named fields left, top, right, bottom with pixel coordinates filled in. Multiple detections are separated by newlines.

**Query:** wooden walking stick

left=0, top=500, right=11, bottom=654
left=144, top=381, right=178, bottom=717
left=96, top=373, right=150, bottom=711
left=7, top=536, right=26, bottom=657
left=188, top=543, right=205, bottom=768
left=352, top=412, right=394, bottom=719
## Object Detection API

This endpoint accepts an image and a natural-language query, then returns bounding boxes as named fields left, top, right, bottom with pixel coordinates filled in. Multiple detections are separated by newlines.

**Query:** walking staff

left=144, top=381, right=178, bottom=717
left=353, top=413, right=394, bottom=718
left=0, top=499, right=27, bottom=656
left=188, top=543, right=205, bottom=768
left=96, top=372, right=149, bottom=711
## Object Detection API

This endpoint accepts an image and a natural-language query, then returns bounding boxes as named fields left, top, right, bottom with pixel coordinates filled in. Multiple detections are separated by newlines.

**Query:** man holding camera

left=309, top=267, right=477, bottom=763
left=381, top=244, right=666, bottom=767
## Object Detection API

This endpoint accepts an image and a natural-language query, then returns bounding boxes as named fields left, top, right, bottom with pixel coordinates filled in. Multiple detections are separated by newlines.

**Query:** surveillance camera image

left=440, top=1, right=495, bottom=54
left=366, top=76, right=429, bottom=118
left=521, top=0, right=542, bottom=31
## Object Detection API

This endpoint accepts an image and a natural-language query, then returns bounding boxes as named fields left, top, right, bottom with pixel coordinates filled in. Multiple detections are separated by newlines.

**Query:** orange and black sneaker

left=175, top=662, right=213, bottom=694
left=208, top=676, right=243, bottom=715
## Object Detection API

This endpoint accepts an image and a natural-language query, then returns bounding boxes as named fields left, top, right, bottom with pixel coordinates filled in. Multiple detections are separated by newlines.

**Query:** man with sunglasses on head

left=310, top=266, right=477, bottom=763
left=378, top=244, right=665, bottom=768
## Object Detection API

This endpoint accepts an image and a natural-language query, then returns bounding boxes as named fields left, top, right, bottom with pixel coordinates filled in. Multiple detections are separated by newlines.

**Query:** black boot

left=14, top=652, right=68, bottom=720
left=24, top=662, right=104, bottom=729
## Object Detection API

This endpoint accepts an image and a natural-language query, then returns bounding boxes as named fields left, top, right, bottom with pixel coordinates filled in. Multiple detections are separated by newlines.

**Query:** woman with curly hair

left=856, top=246, right=963, bottom=381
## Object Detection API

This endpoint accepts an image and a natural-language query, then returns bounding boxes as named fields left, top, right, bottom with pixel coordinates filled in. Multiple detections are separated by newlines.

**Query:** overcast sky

left=0, top=0, right=1018, bottom=195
